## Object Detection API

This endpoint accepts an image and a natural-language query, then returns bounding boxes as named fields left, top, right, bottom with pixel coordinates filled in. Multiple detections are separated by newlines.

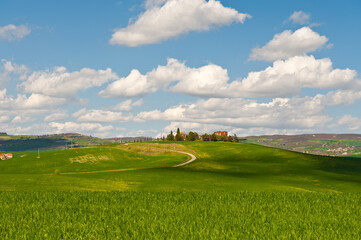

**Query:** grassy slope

left=1, top=142, right=361, bottom=239
left=1, top=141, right=360, bottom=192
left=0, top=144, right=187, bottom=190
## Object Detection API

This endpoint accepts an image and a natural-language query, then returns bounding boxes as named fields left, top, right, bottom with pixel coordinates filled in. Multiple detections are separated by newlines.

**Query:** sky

left=0, top=0, right=361, bottom=138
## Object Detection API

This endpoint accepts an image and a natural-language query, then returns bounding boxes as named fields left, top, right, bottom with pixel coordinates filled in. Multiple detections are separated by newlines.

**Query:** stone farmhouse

left=0, top=153, right=13, bottom=160
left=214, top=131, right=228, bottom=137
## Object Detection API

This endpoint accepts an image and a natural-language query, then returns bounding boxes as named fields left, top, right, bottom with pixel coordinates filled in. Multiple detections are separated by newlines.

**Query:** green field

left=1, top=141, right=361, bottom=238
left=1, top=191, right=361, bottom=239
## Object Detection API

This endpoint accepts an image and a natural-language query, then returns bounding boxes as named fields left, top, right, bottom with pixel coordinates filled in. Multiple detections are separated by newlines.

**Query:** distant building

left=214, top=131, right=228, bottom=137
left=0, top=153, right=13, bottom=160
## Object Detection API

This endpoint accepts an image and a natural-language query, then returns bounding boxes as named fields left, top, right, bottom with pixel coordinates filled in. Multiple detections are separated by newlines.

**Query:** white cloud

left=110, top=0, right=250, bottom=46
left=11, top=116, right=34, bottom=124
left=136, top=96, right=333, bottom=130
left=289, top=11, right=310, bottom=25
left=0, top=115, right=10, bottom=123
left=0, top=89, right=6, bottom=99
left=125, top=129, right=158, bottom=137
left=0, top=93, right=68, bottom=110
left=49, top=122, right=115, bottom=137
left=111, top=99, right=143, bottom=111
left=100, top=58, right=230, bottom=98
left=101, top=56, right=357, bottom=98
left=133, top=99, right=143, bottom=106
left=44, top=112, right=69, bottom=122
left=72, top=108, right=133, bottom=123
left=316, top=89, right=361, bottom=106
left=144, top=0, right=168, bottom=8
left=100, top=69, right=152, bottom=98
left=0, top=123, right=56, bottom=136
left=20, top=66, right=117, bottom=98
left=0, top=24, right=31, bottom=41
left=337, top=115, right=361, bottom=131
left=2, top=60, right=29, bottom=77
left=249, top=27, right=328, bottom=61
left=0, top=60, right=29, bottom=85
left=230, top=55, right=357, bottom=97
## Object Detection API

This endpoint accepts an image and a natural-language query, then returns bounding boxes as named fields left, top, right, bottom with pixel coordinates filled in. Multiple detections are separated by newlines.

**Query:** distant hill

left=245, top=134, right=361, bottom=156
left=106, top=136, right=154, bottom=143
left=0, top=133, right=113, bottom=152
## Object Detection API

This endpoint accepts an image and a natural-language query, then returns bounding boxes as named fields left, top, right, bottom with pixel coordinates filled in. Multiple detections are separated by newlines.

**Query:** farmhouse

left=214, top=131, right=228, bottom=137
left=0, top=153, right=13, bottom=160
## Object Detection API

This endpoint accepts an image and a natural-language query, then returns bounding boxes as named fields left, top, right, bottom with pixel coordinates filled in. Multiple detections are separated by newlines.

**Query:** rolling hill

left=1, top=141, right=361, bottom=239
left=1, top=141, right=361, bottom=192
left=245, top=133, right=361, bottom=157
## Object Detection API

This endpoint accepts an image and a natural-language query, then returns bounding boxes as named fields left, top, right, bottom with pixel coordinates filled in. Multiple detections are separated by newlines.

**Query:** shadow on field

left=0, top=138, right=69, bottom=151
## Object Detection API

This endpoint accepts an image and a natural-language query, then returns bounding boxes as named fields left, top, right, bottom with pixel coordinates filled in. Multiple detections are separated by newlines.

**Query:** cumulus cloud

left=289, top=11, right=310, bottom=25
left=20, top=66, right=117, bottom=98
left=249, top=27, right=328, bottom=61
left=44, top=112, right=69, bottom=122
left=337, top=115, right=361, bottom=131
left=111, top=99, right=143, bottom=111
left=150, top=89, right=361, bottom=136
left=101, top=58, right=231, bottom=98
left=100, top=69, right=153, bottom=98
left=0, top=89, right=6, bottom=99
left=0, top=115, right=10, bottom=123
left=0, top=123, right=57, bottom=136
left=136, top=96, right=333, bottom=130
left=49, top=122, right=115, bottom=137
left=72, top=108, right=133, bottom=123
left=11, top=116, right=34, bottom=124
left=0, top=92, right=68, bottom=110
left=0, top=24, right=31, bottom=41
left=231, top=55, right=357, bottom=97
left=0, top=60, right=29, bottom=85
left=110, top=0, right=250, bottom=46
left=316, top=89, right=361, bottom=106
left=101, top=56, right=357, bottom=98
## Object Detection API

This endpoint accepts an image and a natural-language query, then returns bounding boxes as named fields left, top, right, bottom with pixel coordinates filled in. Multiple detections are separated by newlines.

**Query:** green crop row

left=0, top=191, right=360, bottom=239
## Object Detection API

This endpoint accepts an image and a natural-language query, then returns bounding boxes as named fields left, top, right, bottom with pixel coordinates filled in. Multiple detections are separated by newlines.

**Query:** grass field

left=1, top=191, right=361, bottom=239
left=1, top=141, right=361, bottom=238
left=1, top=141, right=361, bottom=191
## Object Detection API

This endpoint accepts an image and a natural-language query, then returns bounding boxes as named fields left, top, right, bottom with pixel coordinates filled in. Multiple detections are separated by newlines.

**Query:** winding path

left=171, top=151, right=197, bottom=167
left=56, top=150, right=197, bottom=175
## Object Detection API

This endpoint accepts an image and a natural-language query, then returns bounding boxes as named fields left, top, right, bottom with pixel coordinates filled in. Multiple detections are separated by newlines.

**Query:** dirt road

left=56, top=150, right=197, bottom=175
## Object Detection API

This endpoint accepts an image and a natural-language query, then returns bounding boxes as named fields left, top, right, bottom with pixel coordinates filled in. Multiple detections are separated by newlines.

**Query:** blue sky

left=1, top=0, right=361, bottom=137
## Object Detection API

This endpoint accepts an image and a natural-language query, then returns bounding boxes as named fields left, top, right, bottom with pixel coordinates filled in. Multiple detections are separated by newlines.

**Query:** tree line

left=163, top=128, right=239, bottom=142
